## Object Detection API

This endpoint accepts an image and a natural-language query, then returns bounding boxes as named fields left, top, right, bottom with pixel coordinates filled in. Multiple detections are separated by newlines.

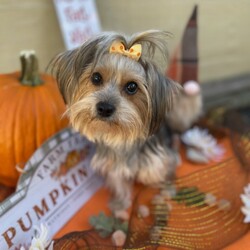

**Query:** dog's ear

left=143, top=61, right=180, bottom=135
left=128, top=30, right=181, bottom=134
left=49, top=37, right=104, bottom=104
left=49, top=49, right=78, bottom=104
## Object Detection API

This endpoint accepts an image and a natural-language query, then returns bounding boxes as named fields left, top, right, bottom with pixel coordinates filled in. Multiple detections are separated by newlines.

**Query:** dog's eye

left=125, top=81, right=138, bottom=95
left=91, top=72, right=103, bottom=85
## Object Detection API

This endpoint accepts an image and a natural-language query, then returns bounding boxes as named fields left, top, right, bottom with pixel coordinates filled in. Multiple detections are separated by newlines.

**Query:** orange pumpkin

left=0, top=51, right=68, bottom=187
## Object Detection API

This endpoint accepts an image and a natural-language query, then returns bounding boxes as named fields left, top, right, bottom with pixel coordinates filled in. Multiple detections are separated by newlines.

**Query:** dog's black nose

left=96, top=101, right=116, bottom=118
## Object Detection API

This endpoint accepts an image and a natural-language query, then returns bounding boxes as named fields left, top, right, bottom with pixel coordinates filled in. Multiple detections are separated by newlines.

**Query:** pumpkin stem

left=20, top=50, right=44, bottom=86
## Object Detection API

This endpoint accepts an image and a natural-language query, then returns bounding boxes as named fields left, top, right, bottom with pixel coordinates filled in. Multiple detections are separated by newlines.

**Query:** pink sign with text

left=54, top=0, right=101, bottom=49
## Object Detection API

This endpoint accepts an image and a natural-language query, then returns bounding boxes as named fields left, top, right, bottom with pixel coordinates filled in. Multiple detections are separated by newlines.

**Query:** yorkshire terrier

left=50, top=30, right=202, bottom=214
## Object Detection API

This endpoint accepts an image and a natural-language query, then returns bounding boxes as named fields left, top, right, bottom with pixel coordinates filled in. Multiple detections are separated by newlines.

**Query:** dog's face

left=51, top=31, right=177, bottom=148
left=69, top=54, right=150, bottom=147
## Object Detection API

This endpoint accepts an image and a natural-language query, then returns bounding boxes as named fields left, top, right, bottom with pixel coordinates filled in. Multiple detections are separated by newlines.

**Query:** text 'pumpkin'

left=0, top=51, right=68, bottom=187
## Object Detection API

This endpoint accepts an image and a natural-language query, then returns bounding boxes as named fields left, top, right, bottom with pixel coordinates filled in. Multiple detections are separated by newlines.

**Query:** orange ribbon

left=109, top=41, right=142, bottom=61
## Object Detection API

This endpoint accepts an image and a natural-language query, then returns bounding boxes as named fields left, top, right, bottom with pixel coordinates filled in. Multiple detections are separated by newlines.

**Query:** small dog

left=50, top=30, right=201, bottom=213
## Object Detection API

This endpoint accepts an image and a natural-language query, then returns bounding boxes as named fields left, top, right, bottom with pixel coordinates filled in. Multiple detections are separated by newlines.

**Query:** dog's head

left=50, top=30, right=178, bottom=147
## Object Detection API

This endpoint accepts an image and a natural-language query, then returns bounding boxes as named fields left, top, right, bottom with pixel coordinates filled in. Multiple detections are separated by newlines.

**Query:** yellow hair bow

left=109, top=41, right=142, bottom=61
